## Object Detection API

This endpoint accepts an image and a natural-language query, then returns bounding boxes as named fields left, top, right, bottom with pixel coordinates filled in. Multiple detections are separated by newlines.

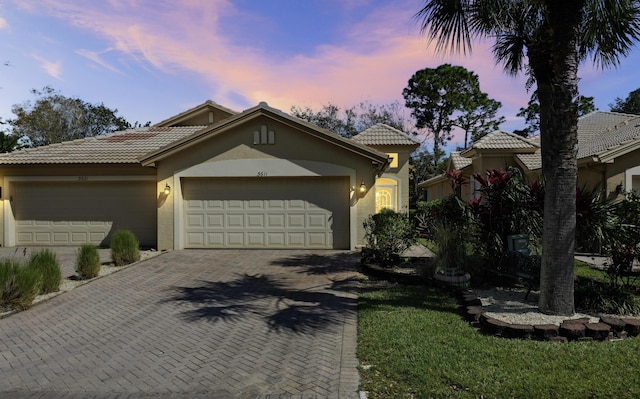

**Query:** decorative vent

left=253, top=125, right=275, bottom=145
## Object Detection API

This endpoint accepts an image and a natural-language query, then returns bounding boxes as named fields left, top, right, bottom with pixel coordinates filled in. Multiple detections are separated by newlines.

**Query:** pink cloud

left=17, top=0, right=531, bottom=138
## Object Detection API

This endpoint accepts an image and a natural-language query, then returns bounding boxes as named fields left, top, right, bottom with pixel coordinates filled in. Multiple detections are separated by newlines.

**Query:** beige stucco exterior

left=153, top=113, right=384, bottom=250
left=0, top=101, right=422, bottom=250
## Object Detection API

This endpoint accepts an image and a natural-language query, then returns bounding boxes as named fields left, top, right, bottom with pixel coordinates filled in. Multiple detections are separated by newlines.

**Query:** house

left=419, top=111, right=640, bottom=202
left=0, top=101, right=418, bottom=250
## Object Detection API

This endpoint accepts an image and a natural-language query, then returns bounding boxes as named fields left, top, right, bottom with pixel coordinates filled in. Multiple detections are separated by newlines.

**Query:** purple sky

left=1, top=0, right=640, bottom=150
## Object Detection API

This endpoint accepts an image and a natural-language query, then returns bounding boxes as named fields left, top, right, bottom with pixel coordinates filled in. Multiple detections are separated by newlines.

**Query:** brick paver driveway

left=0, top=250, right=360, bottom=399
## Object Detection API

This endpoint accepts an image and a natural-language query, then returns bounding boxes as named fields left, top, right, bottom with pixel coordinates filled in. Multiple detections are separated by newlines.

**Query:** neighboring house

left=0, top=101, right=416, bottom=250
left=419, top=111, right=640, bottom=202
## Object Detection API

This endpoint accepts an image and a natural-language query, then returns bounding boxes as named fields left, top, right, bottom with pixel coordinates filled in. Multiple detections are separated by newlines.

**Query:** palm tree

left=416, top=0, right=640, bottom=315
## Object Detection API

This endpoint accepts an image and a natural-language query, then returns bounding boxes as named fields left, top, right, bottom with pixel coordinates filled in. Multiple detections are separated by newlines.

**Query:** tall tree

left=610, top=87, right=640, bottom=114
left=10, top=86, right=132, bottom=147
left=417, top=0, right=640, bottom=315
left=515, top=91, right=596, bottom=136
left=456, top=93, right=505, bottom=147
left=291, top=100, right=412, bottom=138
left=402, top=64, right=503, bottom=169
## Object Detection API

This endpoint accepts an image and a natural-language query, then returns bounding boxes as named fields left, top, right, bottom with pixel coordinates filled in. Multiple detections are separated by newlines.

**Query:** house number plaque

left=257, top=172, right=268, bottom=177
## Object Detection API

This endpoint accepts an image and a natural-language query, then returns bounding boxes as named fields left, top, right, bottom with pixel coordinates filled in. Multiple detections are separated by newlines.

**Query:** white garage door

left=12, top=181, right=157, bottom=247
left=183, top=177, right=349, bottom=249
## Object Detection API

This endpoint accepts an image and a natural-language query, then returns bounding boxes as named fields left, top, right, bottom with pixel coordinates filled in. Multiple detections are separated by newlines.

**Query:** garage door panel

left=267, top=214, right=285, bottom=228
left=182, top=177, right=349, bottom=249
left=308, top=233, right=328, bottom=247
left=207, top=232, right=224, bottom=246
left=247, top=214, right=265, bottom=228
left=287, top=233, right=306, bottom=246
left=207, top=214, right=224, bottom=228
left=227, top=232, right=245, bottom=246
left=186, top=214, right=205, bottom=228
left=308, top=214, right=327, bottom=228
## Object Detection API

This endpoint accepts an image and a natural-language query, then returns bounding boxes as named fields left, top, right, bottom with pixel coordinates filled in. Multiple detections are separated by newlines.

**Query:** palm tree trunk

left=529, top=1, right=584, bottom=315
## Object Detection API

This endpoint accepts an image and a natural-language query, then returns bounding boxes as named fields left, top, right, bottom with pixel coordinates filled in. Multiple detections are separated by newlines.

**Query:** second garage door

left=182, top=177, right=350, bottom=249
left=11, top=181, right=157, bottom=247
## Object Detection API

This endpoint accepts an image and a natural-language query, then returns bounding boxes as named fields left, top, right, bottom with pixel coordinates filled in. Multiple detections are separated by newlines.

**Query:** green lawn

left=358, top=282, right=640, bottom=399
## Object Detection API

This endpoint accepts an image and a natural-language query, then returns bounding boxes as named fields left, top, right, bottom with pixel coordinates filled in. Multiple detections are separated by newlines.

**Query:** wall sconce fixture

left=164, top=183, right=171, bottom=195
left=616, top=183, right=624, bottom=195
left=359, top=180, right=366, bottom=194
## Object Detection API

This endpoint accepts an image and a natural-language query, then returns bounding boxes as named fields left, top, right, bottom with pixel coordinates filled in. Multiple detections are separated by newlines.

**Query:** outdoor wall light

left=359, top=180, right=367, bottom=194
left=616, top=183, right=624, bottom=195
left=164, top=183, right=171, bottom=195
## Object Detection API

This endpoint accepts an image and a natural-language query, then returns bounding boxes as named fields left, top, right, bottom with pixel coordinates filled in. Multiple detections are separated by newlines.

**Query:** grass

left=358, top=283, right=640, bottom=399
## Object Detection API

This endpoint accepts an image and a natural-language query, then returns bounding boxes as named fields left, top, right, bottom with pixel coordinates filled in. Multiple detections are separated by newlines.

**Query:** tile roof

left=576, top=111, right=640, bottom=159
left=461, top=130, right=539, bottom=154
left=351, top=124, right=420, bottom=146
left=0, top=126, right=206, bottom=164
left=516, top=152, right=542, bottom=170
left=450, top=151, right=472, bottom=169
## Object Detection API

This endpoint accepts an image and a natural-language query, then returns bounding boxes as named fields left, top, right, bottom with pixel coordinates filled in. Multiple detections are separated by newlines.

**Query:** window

left=386, top=153, right=398, bottom=168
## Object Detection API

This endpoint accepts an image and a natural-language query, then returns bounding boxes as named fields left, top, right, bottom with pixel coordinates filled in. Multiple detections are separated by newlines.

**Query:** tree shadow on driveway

left=165, top=252, right=359, bottom=334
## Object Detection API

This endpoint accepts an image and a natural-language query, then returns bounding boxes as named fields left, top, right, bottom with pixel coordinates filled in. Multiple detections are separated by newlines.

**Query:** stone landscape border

left=359, top=261, right=640, bottom=343
left=462, top=291, right=640, bottom=342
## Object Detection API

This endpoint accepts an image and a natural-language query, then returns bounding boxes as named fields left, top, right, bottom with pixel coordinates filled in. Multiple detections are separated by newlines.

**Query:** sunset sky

left=1, top=0, right=640, bottom=150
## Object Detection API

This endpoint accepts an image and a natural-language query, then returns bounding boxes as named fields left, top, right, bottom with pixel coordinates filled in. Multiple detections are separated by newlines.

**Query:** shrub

left=574, top=277, right=640, bottom=315
left=416, top=195, right=468, bottom=239
left=363, top=209, right=415, bottom=267
left=76, top=244, right=101, bottom=280
left=110, top=229, right=140, bottom=266
left=0, top=260, right=42, bottom=310
left=28, top=249, right=62, bottom=294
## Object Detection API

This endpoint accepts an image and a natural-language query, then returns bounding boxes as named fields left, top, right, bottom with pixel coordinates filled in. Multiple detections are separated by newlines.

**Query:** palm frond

left=416, top=0, right=475, bottom=54
left=580, top=0, right=640, bottom=68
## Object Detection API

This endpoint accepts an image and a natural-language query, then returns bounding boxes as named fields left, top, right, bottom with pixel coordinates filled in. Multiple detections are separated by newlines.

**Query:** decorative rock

left=503, top=324, right=535, bottom=339
left=534, top=324, right=559, bottom=341
left=549, top=336, right=568, bottom=343
left=585, top=323, right=611, bottom=341
left=622, top=318, right=640, bottom=337
left=600, top=316, right=626, bottom=333
left=466, top=306, right=484, bottom=322
left=560, top=322, right=586, bottom=341
left=483, top=317, right=509, bottom=336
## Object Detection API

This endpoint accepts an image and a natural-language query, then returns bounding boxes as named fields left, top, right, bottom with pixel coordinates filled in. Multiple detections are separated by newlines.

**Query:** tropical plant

left=415, top=0, right=640, bottom=315
left=28, top=249, right=62, bottom=294
left=416, top=193, right=468, bottom=239
left=363, top=209, right=415, bottom=267
left=574, top=185, right=617, bottom=253
left=601, top=191, right=640, bottom=287
left=432, top=222, right=467, bottom=276
left=467, top=168, right=543, bottom=262
left=110, top=229, right=141, bottom=266
left=76, top=244, right=101, bottom=280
